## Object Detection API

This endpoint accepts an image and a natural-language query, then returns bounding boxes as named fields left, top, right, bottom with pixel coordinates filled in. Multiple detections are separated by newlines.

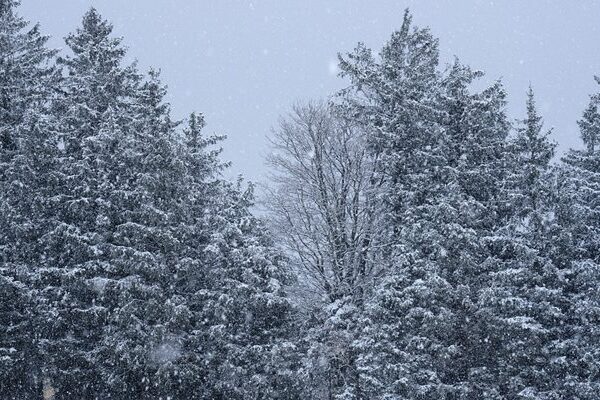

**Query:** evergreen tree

left=335, top=12, right=443, bottom=398
left=0, top=0, right=57, bottom=154
left=0, top=110, right=64, bottom=399
left=506, top=86, right=556, bottom=234
left=550, top=76, right=600, bottom=399
left=341, top=29, right=512, bottom=395
left=38, top=8, right=142, bottom=396
left=0, top=270, right=37, bottom=398
left=189, top=180, right=300, bottom=399
left=436, top=62, right=511, bottom=397
left=180, top=113, right=299, bottom=397
left=93, top=69, right=194, bottom=398
left=479, top=86, right=563, bottom=398
left=0, top=0, right=58, bottom=396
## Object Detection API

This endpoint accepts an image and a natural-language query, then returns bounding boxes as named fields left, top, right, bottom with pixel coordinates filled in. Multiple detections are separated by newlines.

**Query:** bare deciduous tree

left=264, top=101, right=384, bottom=307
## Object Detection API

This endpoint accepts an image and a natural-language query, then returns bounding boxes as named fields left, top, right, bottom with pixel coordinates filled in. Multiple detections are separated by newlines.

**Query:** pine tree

left=343, top=39, right=512, bottom=396
left=168, top=112, right=300, bottom=399
left=478, top=86, right=563, bottom=398
left=336, top=10, right=442, bottom=221
left=37, top=8, right=142, bottom=396
left=5, top=7, right=300, bottom=397
left=0, top=270, right=37, bottom=398
left=334, top=12, right=444, bottom=398
left=189, top=180, right=300, bottom=399
left=507, top=86, right=556, bottom=234
left=94, top=69, right=192, bottom=398
left=550, top=76, right=600, bottom=399
left=0, top=0, right=57, bottom=154
left=0, top=0, right=59, bottom=396
left=0, top=110, right=64, bottom=398
left=436, top=62, right=511, bottom=397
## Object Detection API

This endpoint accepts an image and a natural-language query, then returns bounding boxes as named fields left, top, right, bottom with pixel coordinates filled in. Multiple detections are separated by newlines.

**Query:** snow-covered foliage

left=267, top=10, right=600, bottom=400
left=1, top=2, right=599, bottom=399
left=0, top=4, right=297, bottom=399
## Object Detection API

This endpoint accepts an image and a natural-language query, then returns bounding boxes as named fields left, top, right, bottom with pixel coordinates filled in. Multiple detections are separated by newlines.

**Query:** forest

left=0, top=1, right=599, bottom=399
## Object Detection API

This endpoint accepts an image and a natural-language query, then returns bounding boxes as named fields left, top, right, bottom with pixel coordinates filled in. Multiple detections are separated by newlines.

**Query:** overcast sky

left=20, top=0, right=600, bottom=183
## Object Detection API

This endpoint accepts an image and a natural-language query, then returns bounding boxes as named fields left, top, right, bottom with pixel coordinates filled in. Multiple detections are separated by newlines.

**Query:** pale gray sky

left=20, top=0, right=600, bottom=183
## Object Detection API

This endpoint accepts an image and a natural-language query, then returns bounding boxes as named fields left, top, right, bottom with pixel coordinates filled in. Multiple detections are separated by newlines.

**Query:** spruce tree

left=551, top=76, right=600, bottom=399
left=0, top=0, right=57, bottom=154
left=0, top=0, right=58, bottom=396
left=38, top=8, right=142, bottom=396
left=479, top=87, right=563, bottom=398
left=175, top=117, right=300, bottom=397
left=341, top=31, right=512, bottom=396
left=94, top=69, right=192, bottom=398
left=192, top=180, right=299, bottom=399
left=335, top=12, right=444, bottom=398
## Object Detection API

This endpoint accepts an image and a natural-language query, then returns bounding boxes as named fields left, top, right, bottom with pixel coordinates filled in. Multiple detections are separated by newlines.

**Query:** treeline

left=0, top=2, right=598, bottom=399
left=0, top=3, right=297, bottom=399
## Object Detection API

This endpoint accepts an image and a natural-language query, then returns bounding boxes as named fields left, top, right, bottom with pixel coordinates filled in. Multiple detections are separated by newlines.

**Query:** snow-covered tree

left=87, top=69, right=190, bottom=398
left=188, top=180, right=300, bottom=399
left=505, top=86, right=556, bottom=234
left=266, top=101, right=383, bottom=304
left=0, top=0, right=57, bottom=154
left=549, top=76, right=600, bottom=399
left=265, top=101, right=384, bottom=399
left=25, top=9, right=144, bottom=397
left=338, top=16, right=512, bottom=394
left=478, top=86, right=563, bottom=398
left=335, top=13, right=447, bottom=398
left=10, top=8, right=299, bottom=398
left=0, top=0, right=59, bottom=396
